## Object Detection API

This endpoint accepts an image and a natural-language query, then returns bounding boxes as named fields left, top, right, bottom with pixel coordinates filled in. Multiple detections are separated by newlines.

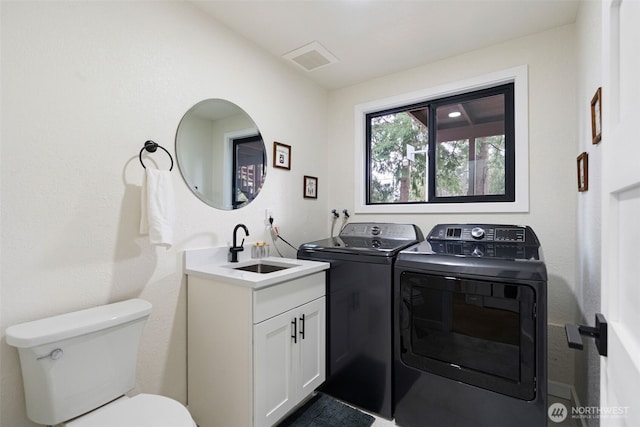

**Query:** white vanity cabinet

left=187, top=271, right=326, bottom=427
left=254, top=296, right=325, bottom=426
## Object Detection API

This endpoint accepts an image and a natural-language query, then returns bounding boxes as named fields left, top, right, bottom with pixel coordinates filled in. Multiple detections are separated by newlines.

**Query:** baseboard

left=548, top=380, right=572, bottom=400
left=548, top=380, right=588, bottom=427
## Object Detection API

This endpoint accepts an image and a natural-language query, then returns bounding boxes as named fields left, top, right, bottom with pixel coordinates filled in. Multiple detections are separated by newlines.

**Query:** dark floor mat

left=277, top=394, right=375, bottom=427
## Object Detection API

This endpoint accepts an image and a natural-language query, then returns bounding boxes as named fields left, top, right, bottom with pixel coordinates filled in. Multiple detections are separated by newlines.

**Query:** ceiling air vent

left=283, top=41, right=339, bottom=72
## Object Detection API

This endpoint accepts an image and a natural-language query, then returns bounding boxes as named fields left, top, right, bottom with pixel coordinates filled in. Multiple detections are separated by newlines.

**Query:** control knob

left=471, top=227, right=485, bottom=240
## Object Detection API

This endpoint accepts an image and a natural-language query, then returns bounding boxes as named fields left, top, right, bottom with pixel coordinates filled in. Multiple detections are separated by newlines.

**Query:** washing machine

left=393, top=224, right=547, bottom=427
left=298, top=222, right=423, bottom=418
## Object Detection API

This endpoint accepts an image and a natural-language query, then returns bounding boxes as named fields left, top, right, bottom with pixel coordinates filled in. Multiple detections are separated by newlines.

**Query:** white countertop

left=184, top=247, right=329, bottom=289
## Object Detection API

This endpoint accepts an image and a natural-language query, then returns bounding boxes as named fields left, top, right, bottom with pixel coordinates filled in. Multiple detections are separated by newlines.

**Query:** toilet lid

left=65, top=394, right=195, bottom=427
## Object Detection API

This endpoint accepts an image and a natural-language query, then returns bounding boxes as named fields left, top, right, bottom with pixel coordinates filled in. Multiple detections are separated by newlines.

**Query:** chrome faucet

left=229, top=224, right=249, bottom=262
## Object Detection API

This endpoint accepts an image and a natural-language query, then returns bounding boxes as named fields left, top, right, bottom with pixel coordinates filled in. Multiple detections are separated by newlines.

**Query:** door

left=254, top=310, right=295, bottom=427
left=600, top=1, right=640, bottom=425
left=398, top=272, right=537, bottom=400
left=297, top=297, right=326, bottom=395
left=254, top=298, right=326, bottom=427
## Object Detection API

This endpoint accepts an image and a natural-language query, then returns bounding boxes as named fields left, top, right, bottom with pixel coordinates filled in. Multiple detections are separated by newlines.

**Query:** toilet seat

left=64, top=394, right=196, bottom=427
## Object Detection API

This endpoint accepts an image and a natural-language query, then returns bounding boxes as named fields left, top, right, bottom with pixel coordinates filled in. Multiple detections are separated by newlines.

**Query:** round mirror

left=176, top=99, right=267, bottom=210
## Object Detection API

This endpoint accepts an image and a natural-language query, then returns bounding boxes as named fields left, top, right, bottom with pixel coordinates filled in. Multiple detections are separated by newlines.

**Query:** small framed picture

left=303, top=175, right=318, bottom=199
left=273, top=141, right=291, bottom=170
left=577, top=152, right=589, bottom=192
left=591, top=87, right=602, bottom=144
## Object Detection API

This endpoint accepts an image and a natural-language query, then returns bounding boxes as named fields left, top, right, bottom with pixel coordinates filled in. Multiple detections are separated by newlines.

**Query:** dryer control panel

left=428, top=224, right=537, bottom=244
left=418, top=224, right=543, bottom=262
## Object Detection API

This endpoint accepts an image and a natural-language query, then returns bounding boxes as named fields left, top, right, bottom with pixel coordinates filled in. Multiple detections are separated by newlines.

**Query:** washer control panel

left=340, top=223, right=423, bottom=240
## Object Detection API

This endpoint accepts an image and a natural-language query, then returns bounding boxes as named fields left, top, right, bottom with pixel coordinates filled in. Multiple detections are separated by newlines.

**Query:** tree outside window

left=366, top=84, right=514, bottom=205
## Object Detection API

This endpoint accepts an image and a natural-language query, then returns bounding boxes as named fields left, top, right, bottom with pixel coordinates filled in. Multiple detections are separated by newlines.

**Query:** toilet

left=6, top=299, right=196, bottom=427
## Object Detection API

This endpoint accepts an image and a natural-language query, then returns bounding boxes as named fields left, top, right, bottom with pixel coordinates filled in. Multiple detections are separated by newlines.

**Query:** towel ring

left=139, top=140, right=174, bottom=171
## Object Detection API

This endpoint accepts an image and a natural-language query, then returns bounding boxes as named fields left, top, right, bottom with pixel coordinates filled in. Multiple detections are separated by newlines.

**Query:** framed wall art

left=591, top=87, right=602, bottom=144
left=273, top=141, right=291, bottom=170
left=577, top=152, right=588, bottom=192
left=304, top=175, right=318, bottom=199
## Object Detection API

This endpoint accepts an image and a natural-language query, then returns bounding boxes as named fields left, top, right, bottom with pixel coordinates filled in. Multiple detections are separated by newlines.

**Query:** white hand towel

left=140, top=168, right=175, bottom=248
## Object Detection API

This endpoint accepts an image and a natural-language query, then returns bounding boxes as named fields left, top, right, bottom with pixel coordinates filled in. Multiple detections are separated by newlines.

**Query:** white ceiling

left=193, top=0, right=580, bottom=90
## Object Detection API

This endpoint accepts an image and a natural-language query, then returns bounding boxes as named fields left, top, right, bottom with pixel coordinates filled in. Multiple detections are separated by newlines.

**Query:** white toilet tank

left=6, top=299, right=152, bottom=426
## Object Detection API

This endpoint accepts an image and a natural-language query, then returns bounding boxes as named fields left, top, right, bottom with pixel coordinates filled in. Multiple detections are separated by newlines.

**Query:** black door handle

left=299, top=314, right=305, bottom=340
left=291, top=318, right=297, bottom=344
left=565, top=313, right=607, bottom=356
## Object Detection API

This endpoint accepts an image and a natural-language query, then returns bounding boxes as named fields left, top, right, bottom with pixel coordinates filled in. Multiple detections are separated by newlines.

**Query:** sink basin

left=185, top=248, right=330, bottom=288
left=229, top=262, right=295, bottom=274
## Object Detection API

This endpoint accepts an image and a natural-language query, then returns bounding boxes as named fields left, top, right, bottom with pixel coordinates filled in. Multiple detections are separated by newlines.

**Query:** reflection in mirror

left=176, top=99, right=266, bottom=210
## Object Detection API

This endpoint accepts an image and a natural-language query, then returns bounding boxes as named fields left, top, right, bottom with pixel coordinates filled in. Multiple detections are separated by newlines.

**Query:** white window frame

left=354, top=65, right=529, bottom=214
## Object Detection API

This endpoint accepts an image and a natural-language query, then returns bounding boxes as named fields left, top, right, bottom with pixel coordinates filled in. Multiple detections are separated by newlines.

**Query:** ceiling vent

left=283, top=41, right=339, bottom=72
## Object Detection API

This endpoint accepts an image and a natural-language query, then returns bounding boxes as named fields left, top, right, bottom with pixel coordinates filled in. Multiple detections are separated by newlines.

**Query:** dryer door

left=398, top=272, right=537, bottom=400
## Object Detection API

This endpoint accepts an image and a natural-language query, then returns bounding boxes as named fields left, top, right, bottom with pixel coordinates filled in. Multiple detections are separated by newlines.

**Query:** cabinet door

left=297, top=297, right=326, bottom=396
left=254, top=311, right=296, bottom=427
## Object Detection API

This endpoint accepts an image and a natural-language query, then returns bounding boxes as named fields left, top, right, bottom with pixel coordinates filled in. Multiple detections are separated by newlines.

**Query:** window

left=355, top=66, right=528, bottom=214
left=366, top=84, right=514, bottom=205
left=232, top=134, right=265, bottom=209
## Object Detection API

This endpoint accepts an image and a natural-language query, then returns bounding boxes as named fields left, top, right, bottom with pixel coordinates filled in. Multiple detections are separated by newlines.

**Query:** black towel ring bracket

left=139, top=140, right=174, bottom=171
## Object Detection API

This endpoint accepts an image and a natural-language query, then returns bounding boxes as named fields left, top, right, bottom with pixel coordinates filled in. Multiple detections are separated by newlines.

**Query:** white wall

left=0, top=2, right=328, bottom=426
left=327, top=25, right=579, bottom=386
left=575, top=0, right=602, bottom=421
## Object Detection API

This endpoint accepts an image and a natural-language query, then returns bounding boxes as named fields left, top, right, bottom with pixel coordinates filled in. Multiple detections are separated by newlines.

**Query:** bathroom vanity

left=184, top=248, right=329, bottom=427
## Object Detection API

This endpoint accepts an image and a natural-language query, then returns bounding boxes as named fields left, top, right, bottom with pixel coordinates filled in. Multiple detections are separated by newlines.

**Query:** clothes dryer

left=394, top=224, right=547, bottom=427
